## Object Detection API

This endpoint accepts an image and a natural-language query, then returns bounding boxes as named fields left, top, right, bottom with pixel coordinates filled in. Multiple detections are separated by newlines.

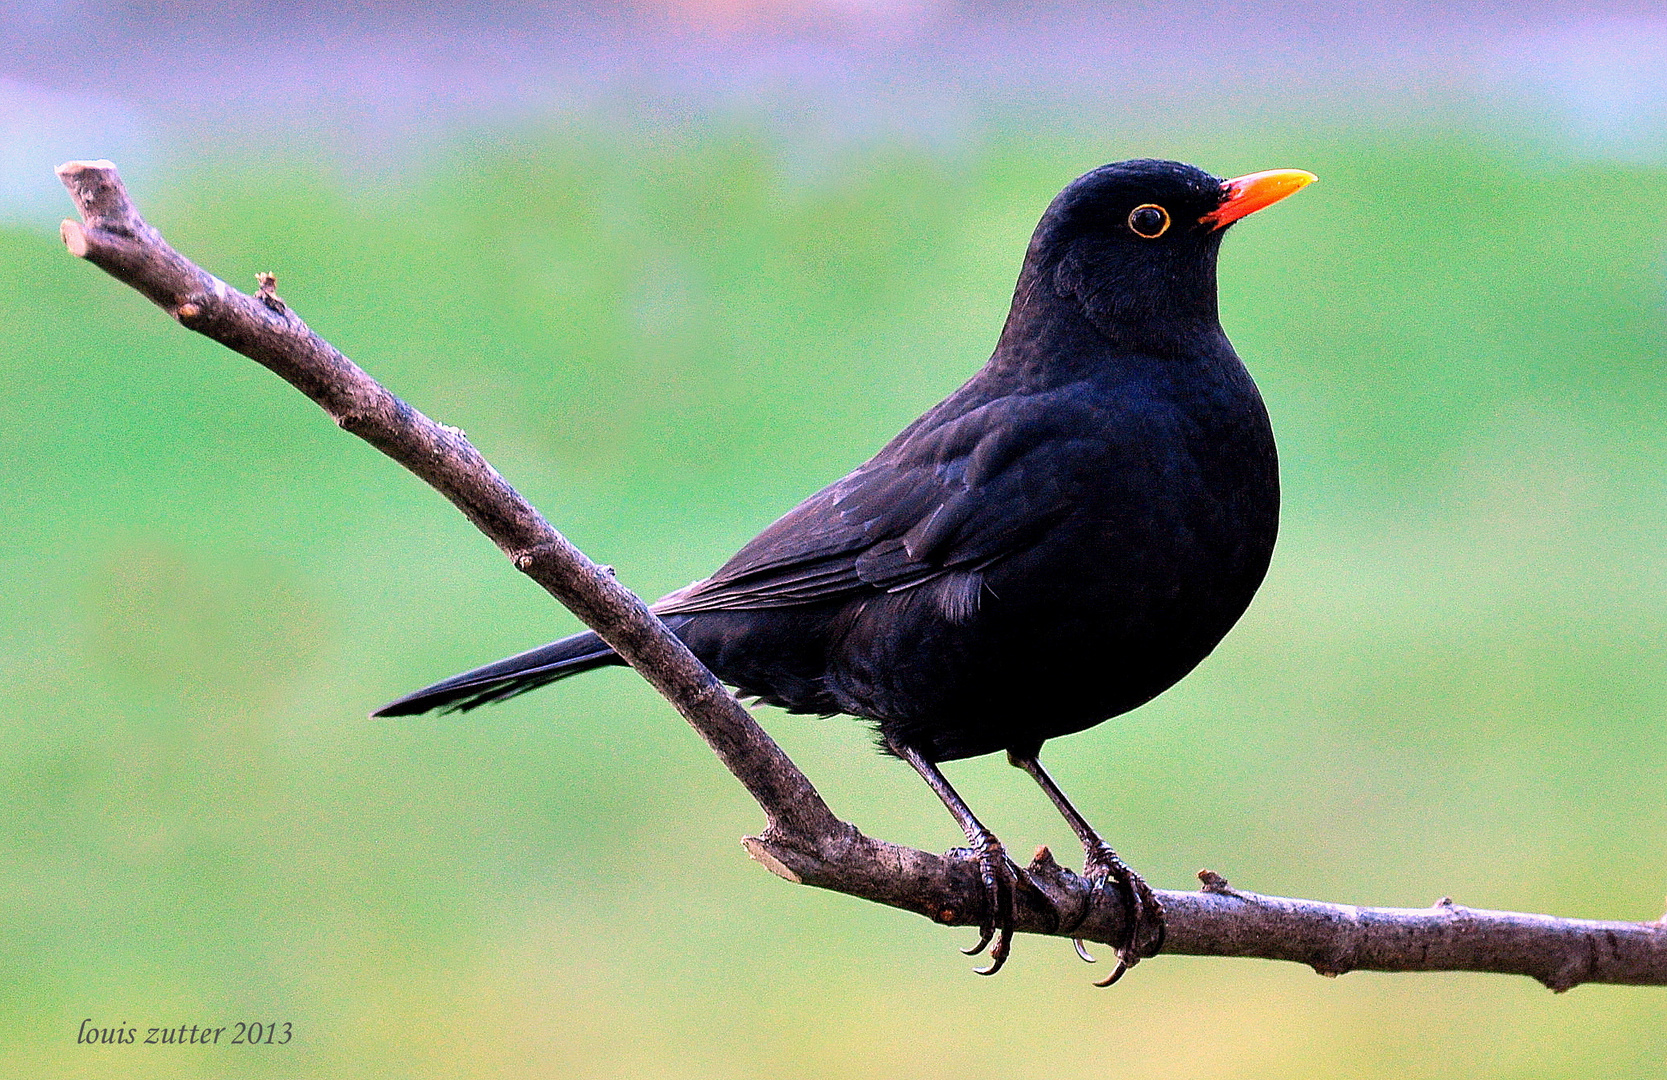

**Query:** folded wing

left=656, top=386, right=1107, bottom=614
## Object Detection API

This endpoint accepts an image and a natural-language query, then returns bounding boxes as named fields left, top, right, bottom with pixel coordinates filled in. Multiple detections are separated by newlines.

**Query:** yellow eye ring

left=1128, top=204, right=1170, bottom=239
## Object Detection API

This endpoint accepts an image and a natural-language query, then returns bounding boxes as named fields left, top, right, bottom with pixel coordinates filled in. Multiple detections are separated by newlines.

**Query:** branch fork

left=56, top=159, right=1667, bottom=991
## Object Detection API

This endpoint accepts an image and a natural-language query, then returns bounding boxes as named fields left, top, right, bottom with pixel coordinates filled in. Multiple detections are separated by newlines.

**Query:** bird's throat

left=1054, top=242, right=1223, bottom=355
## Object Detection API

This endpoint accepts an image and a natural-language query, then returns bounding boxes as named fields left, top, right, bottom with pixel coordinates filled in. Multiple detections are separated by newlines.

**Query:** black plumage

left=378, top=158, right=1313, bottom=980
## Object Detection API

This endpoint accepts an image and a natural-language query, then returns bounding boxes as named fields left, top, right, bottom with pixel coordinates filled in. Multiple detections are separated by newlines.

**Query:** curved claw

left=970, top=842, right=1014, bottom=969
left=974, top=929, right=1013, bottom=976
left=1073, top=937, right=1096, bottom=963
left=1113, top=862, right=1166, bottom=960
left=1092, top=959, right=1130, bottom=988
left=1079, top=842, right=1166, bottom=986
left=952, top=836, right=1059, bottom=975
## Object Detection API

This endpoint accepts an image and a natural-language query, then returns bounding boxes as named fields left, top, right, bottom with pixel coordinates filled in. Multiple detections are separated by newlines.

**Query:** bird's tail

left=372, top=630, right=626, bottom=717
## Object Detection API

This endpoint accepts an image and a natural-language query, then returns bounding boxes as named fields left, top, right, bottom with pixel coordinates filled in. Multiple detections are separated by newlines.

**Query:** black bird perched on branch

left=379, top=159, right=1314, bottom=982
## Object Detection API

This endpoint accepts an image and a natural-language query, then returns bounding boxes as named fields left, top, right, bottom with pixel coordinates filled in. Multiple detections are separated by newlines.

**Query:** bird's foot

left=1070, top=842, right=1165, bottom=987
left=948, top=833, right=1059, bottom=976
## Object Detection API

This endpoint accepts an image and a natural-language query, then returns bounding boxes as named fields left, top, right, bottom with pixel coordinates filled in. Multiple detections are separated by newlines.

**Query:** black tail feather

left=373, top=630, right=625, bottom=717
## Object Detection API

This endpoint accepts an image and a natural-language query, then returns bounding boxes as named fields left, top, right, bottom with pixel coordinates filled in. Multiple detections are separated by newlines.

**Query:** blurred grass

left=3, top=119, right=1667, bottom=1077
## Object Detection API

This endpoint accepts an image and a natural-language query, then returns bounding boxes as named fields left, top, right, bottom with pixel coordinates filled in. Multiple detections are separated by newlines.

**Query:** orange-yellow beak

left=1200, top=169, right=1317, bottom=230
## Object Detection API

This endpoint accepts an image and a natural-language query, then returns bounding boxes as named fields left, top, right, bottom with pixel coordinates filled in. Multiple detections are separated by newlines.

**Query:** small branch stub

left=742, top=837, right=804, bottom=884
left=1198, top=869, right=1241, bottom=897
left=255, top=272, right=286, bottom=314
left=55, top=158, right=1667, bottom=992
left=60, top=218, right=91, bottom=258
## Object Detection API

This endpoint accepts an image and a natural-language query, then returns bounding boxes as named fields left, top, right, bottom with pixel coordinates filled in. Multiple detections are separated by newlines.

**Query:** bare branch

left=56, top=159, right=841, bottom=848
left=57, top=159, right=1667, bottom=991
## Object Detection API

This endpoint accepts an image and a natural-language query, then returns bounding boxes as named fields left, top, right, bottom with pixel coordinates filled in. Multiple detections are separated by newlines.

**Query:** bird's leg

left=1008, top=752, right=1165, bottom=986
left=891, top=741, right=1057, bottom=975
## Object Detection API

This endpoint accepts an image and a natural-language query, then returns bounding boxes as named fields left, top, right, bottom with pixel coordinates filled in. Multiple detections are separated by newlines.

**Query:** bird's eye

left=1128, top=204, right=1170, bottom=239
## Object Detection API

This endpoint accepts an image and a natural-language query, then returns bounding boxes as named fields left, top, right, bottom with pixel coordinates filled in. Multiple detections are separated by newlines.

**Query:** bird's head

left=1016, top=159, right=1315, bottom=352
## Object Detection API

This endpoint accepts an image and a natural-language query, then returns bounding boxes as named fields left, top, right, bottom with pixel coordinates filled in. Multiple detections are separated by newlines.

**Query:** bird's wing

left=654, top=387, right=1106, bottom=613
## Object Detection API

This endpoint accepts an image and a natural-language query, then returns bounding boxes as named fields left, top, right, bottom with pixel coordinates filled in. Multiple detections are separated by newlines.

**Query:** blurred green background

left=5, top=4, right=1667, bottom=1076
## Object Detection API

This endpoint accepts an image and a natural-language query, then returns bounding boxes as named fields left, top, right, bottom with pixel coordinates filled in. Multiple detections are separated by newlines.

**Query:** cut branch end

left=60, top=219, right=89, bottom=258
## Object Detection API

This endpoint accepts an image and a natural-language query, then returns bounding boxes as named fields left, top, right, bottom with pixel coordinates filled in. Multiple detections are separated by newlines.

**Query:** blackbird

left=378, top=159, right=1314, bottom=981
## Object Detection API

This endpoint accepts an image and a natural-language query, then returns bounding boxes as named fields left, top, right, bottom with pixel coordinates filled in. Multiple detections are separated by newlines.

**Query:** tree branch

left=57, top=159, right=1667, bottom=991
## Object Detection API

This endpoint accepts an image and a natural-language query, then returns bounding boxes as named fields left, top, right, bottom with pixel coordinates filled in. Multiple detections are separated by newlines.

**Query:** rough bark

left=57, top=159, right=1667, bottom=991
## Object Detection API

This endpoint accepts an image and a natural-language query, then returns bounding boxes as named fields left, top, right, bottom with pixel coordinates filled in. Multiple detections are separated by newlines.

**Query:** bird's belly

left=830, top=501, right=1276, bottom=761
